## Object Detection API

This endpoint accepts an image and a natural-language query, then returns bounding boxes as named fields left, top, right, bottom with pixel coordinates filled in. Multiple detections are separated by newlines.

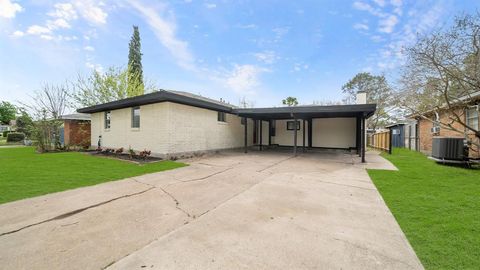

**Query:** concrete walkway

left=0, top=150, right=422, bottom=270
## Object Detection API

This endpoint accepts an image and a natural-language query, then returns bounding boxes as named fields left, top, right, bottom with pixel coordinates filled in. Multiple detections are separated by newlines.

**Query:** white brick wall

left=90, top=102, right=254, bottom=156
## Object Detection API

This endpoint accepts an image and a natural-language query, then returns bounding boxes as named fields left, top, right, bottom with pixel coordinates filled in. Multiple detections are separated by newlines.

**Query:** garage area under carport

left=236, top=103, right=376, bottom=162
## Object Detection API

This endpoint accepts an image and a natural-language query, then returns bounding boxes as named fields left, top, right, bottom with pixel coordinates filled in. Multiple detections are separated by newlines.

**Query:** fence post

left=388, top=130, right=393, bottom=154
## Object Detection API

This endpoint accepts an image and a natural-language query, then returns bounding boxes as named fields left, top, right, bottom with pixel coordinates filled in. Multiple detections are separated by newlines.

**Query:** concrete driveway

left=0, top=149, right=423, bottom=270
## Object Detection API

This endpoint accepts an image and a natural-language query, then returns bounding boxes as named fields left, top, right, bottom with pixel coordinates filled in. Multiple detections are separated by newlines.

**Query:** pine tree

left=127, top=26, right=144, bottom=97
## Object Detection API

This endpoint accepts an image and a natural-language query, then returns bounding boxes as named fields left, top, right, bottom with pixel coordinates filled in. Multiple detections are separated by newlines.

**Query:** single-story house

left=77, top=90, right=376, bottom=162
left=59, top=113, right=91, bottom=147
left=412, top=91, right=479, bottom=158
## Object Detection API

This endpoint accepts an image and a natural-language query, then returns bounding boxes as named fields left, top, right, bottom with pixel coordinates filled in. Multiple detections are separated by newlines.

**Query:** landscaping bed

left=90, top=151, right=162, bottom=164
left=368, top=148, right=479, bottom=269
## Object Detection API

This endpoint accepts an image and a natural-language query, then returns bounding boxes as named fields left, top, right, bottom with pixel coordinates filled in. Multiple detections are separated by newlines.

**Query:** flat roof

left=235, top=104, right=376, bottom=119
left=77, top=90, right=376, bottom=119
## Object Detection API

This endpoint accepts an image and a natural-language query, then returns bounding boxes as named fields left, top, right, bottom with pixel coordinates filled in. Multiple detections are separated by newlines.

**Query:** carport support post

left=259, top=120, right=263, bottom=151
left=302, top=119, right=306, bottom=152
left=244, top=117, right=248, bottom=153
left=361, top=116, right=366, bottom=163
left=293, top=117, right=298, bottom=156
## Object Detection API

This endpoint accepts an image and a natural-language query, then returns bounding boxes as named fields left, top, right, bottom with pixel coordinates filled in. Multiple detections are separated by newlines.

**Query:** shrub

left=2, top=130, right=11, bottom=137
left=6, top=132, right=25, bottom=142
left=139, top=149, right=151, bottom=160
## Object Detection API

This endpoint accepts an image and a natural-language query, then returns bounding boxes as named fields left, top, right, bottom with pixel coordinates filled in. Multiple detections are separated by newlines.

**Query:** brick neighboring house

left=414, top=92, right=480, bottom=159
left=59, top=113, right=91, bottom=147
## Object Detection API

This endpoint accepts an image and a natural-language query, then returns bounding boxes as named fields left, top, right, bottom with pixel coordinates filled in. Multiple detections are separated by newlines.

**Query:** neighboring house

left=412, top=92, right=479, bottom=158
left=59, top=113, right=91, bottom=147
left=78, top=90, right=376, bottom=161
left=0, top=125, right=10, bottom=133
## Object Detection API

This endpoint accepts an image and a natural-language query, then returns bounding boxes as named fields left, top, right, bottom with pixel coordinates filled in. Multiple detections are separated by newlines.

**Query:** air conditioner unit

left=432, top=137, right=466, bottom=161
left=431, top=126, right=440, bottom=134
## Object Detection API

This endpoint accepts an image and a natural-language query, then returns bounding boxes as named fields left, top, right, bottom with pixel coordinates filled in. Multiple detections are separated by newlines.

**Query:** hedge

left=6, top=132, right=25, bottom=142
left=2, top=130, right=11, bottom=137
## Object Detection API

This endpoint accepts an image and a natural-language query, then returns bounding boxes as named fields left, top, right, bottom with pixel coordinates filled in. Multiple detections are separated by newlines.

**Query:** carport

left=236, top=104, right=376, bottom=163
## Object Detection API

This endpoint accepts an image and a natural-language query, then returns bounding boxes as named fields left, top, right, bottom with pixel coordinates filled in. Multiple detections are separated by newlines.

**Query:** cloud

left=354, top=23, right=369, bottom=31
left=0, top=0, right=23, bottom=19
left=236, top=23, right=257, bottom=29
left=72, top=0, right=108, bottom=25
left=127, top=0, right=195, bottom=70
left=254, top=51, right=278, bottom=64
left=373, top=0, right=386, bottom=7
left=378, top=15, right=398, bottom=33
left=225, top=65, right=268, bottom=94
left=27, top=25, right=52, bottom=35
left=372, top=1, right=445, bottom=71
left=204, top=3, right=216, bottom=9
left=353, top=1, right=384, bottom=17
left=272, top=27, right=290, bottom=42
left=86, top=61, right=103, bottom=72
left=11, top=30, right=24, bottom=37
left=47, top=18, right=71, bottom=29
left=84, top=45, right=95, bottom=51
left=48, top=3, right=78, bottom=21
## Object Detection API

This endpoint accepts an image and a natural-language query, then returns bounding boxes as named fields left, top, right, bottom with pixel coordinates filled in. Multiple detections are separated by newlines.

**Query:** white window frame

left=104, top=111, right=111, bottom=129
left=131, top=106, right=140, bottom=128
left=466, top=106, right=479, bottom=131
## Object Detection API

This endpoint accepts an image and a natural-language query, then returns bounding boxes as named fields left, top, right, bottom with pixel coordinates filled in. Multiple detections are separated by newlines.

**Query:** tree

left=22, top=83, right=71, bottom=151
left=239, top=96, right=255, bottom=108
left=71, top=66, right=157, bottom=108
left=0, top=101, right=17, bottom=125
left=342, top=72, right=393, bottom=130
left=15, top=108, right=34, bottom=137
left=282, top=97, right=298, bottom=106
left=127, top=25, right=144, bottom=97
left=397, top=12, right=480, bottom=149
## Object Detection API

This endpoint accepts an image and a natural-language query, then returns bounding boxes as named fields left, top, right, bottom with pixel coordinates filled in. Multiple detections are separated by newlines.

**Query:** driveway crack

left=158, top=187, right=192, bottom=218
left=0, top=187, right=155, bottom=237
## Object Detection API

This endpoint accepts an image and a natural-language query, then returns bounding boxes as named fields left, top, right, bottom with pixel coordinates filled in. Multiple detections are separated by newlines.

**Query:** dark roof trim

left=235, top=104, right=377, bottom=119
left=77, top=90, right=376, bottom=119
left=77, top=90, right=235, bottom=114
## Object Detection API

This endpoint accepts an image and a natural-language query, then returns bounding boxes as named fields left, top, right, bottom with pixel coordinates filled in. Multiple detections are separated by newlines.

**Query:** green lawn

left=368, top=148, right=479, bottom=269
left=0, top=147, right=187, bottom=204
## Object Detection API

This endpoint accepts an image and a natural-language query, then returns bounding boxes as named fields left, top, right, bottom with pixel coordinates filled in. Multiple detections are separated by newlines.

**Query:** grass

left=368, top=148, right=479, bottom=269
left=0, top=147, right=187, bottom=204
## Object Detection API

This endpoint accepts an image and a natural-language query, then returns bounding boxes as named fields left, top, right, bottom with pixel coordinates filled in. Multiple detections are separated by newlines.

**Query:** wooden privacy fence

left=368, top=131, right=392, bottom=154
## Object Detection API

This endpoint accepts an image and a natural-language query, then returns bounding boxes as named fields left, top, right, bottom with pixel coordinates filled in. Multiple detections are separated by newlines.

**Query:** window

left=131, top=106, right=140, bottom=128
left=104, top=111, right=111, bottom=129
left=241, top=117, right=246, bottom=125
left=218, top=112, right=226, bottom=122
left=467, top=106, right=479, bottom=130
left=286, top=120, right=300, bottom=130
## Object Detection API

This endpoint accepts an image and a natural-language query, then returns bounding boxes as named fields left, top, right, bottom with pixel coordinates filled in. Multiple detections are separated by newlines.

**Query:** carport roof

left=235, top=104, right=377, bottom=119
left=77, top=90, right=376, bottom=119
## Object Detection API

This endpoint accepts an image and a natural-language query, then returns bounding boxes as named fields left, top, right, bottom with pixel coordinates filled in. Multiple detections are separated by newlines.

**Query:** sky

left=1, top=0, right=479, bottom=108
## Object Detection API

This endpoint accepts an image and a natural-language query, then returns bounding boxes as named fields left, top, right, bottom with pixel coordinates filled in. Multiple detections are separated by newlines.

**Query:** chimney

left=356, top=91, right=367, bottom=104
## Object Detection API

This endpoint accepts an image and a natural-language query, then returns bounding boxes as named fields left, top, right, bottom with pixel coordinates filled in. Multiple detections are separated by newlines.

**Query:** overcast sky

left=1, top=0, right=479, bottom=108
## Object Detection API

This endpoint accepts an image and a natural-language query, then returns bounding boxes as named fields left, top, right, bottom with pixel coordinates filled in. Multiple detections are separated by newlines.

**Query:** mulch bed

left=89, top=151, right=162, bottom=164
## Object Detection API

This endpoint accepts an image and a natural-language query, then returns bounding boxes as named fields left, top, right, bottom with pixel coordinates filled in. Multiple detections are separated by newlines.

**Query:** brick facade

left=64, top=120, right=91, bottom=147
left=417, top=108, right=479, bottom=158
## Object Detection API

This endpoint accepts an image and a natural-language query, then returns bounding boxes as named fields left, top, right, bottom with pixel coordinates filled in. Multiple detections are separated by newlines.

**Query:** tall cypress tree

left=127, top=25, right=144, bottom=96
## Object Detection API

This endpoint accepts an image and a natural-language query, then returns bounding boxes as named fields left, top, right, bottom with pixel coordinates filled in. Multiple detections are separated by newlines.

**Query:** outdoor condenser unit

left=431, top=137, right=466, bottom=161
